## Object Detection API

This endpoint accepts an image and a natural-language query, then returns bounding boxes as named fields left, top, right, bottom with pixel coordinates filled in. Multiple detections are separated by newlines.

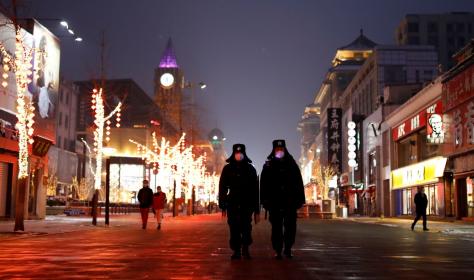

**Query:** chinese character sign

left=327, top=108, right=342, bottom=174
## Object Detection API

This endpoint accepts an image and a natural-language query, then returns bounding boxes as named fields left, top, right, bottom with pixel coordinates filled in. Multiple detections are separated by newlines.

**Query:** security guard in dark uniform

left=219, top=144, right=260, bottom=260
left=261, top=139, right=305, bottom=259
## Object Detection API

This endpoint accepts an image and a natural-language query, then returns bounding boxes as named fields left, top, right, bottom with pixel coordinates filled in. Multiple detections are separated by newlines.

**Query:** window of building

left=408, top=36, right=420, bottom=45
left=427, top=22, right=438, bottom=33
left=402, top=188, right=412, bottom=215
left=65, top=115, right=69, bottom=129
left=397, top=135, right=417, bottom=168
left=383, top=130, right=389, bottom=167
left=385, top=65, right=406, bottom=85
left=447, top=23, right=453, bottom=33
left=59, top=90, right=63, bottom=103
left=368, top=152, right=377, bottom=185
left=457, top=23, right=465, bottom=33
left=58, top=112, right=62, bottom=127
left=63, top=137, right=68, bottom=150
left=407, top=22, right=419, bottom=33
left=425, top=184, right=438, bottom=215
left=66, top=91, right=69, bottom=105
left=458, top=37, right=466, bottom=48
left=469, top=23, right=472, bottom=34
left=428, top=36, right=438, bottom=47
left=56, top=136, right=61, bottom=148
left=420, top=131, right=441, bottom=160
left=448, top=37, right=455, bottom=47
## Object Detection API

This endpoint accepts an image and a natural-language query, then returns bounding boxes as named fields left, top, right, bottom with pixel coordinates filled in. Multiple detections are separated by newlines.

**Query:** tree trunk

left=14, top=177, right=28, bottom=231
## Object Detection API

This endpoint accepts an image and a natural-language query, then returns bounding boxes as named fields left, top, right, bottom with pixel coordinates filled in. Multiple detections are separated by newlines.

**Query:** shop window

left=420, top=131, right=441, bottom=160
left=368, top=152, right=377, bottom=185
left=467, top=177, right=474, bottom=217
left=397, top=135, right=417, bottom=168
left=402, top=188, right=412, bottom=215
left=425, top=184, right=438, bottom=215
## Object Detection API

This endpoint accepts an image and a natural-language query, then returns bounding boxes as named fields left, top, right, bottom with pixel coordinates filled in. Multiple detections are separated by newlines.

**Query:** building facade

left=385, top=80, right=449, bottom=218
left=396, top=12, right=474, bottom=71
left=340, top=44, right=438, bottom=216
left=442, top=40, right=474, bottom=220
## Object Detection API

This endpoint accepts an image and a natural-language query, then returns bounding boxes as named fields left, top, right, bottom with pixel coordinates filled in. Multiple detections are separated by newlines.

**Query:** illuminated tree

left=312, top=160, right=337, bottom=200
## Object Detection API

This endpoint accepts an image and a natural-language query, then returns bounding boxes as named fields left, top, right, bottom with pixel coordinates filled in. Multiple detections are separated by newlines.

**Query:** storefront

left=391, top=157, right=447, bottom=216
left=388, top=79, right=451, bottom=217
left=442, top=46, right=474, bottom=220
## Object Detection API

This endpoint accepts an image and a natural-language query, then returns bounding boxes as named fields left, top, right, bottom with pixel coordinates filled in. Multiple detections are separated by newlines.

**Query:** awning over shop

left=391, top=156, right=447, bottom=190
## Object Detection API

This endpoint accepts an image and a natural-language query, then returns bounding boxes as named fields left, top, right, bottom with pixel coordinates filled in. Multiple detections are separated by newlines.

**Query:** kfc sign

left=392, top=100, right=443, bottom=141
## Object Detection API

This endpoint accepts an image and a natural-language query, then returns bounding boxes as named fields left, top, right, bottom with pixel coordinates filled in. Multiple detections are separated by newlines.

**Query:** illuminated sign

left=391, top=156, right=447, bottom=190
left=327, top=108, right=342, bottom=173
left=347, top=121, right=357, bottom=167
left=392, top=100, right=443, bottom=141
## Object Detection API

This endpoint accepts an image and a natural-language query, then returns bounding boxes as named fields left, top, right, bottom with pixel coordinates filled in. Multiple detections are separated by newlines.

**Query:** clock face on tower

left=160, top=73, right=175, bottom=88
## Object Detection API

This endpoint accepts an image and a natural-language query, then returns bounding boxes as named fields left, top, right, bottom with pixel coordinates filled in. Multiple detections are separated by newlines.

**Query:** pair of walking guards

left=219, top=139, right=305, bottom=260
left=137, top=184, right=166, bottom=230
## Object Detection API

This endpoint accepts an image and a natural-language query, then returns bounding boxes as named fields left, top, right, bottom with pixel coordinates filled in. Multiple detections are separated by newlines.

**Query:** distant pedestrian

left=153, top=186, right=167, bottom=230
left=137, top=179, right=154, bottom=229
left=261, top=139, right=305, bottom=259
left=219, top=144, right=260, bottom=260
left=411, top=187, right=429, bottom=231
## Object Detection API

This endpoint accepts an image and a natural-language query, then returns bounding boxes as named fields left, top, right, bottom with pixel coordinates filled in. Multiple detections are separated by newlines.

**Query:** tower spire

left=159, top=37, right=179, bottom=68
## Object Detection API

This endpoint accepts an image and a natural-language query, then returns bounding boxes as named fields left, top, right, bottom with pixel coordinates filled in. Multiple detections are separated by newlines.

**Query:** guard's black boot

left=274, top=250, right=282, bottom=260
left=157, top=223, right=161, bottom=230
left=284, top=248, right=293, bottom=259
left=423, top=228, right=429, bottom=231
left=242, top=246, right=251, bottom=259
left=231, top=250, right=241, bottom=260
left=411, top=223, right=414, bottom=231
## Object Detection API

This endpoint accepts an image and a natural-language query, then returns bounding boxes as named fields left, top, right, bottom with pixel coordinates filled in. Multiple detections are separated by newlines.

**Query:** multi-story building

left=339, top=44, right=438, bottom=216
left=310, top=30, right=376, bottom=170
left=0, top=15, right=60, bottom=220
left=297, top=104, right=320, bottom=186
left=46, top=79, right=79, bottom=202
left=396, top=12, right=474, bottom=71
left=384, top=78, right=448, bottom=218
left=442, top=39, right=474, bottom=220
left=299, top=30, right=375, bottom=206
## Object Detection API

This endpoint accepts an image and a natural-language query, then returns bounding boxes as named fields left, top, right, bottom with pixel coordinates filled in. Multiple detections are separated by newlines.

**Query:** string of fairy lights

left=130, top=132, right=219, bottom=204
left=91, top=88, right=121, bottom=190
left=0, top=29, right=37, bottom=179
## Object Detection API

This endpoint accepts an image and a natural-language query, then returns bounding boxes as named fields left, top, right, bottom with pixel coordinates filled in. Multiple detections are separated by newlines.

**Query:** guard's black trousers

left=227, top=209, right=253, bottom=252
left=413, top=211, right=427, bottom=229
left=269, top=209, right=297, bottom=253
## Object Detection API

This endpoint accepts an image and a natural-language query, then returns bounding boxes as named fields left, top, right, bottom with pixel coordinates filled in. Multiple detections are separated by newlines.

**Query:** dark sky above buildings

left=17, top=0, right=474, bottom=170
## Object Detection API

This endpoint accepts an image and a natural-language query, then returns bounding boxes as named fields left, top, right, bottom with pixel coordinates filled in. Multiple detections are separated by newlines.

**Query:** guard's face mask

left=275, top=150, right=285, bottom=159
left=234, top=152, right=244, bottom=161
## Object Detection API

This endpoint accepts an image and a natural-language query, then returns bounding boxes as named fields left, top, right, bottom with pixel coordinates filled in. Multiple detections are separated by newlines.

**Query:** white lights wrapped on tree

left=91, top=88, right=121, bottom=190
left=130, top=132, right=219, bottom=204
left=0, top=30, right=36, bottom=179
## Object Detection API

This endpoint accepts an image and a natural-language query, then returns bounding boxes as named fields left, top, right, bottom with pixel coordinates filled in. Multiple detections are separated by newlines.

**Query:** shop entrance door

left=28, top=169, right=41, bottom=217
left=457, top=178, right=468, bottom=219
left=0, top=162, right=13, bottom=217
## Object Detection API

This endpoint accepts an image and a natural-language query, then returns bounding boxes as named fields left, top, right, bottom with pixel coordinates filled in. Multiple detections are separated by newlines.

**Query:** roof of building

left=338, top=29, right=377, bottom=51
left=159, top=38, right=179, bottom=68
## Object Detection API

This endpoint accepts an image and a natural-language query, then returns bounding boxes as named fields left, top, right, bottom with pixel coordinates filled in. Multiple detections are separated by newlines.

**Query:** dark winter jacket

left=137, top=187, right=154, bottom=209
left=260, top=153, right=305, bottom=211
left=218, top=160, right=260, bottom=214
left=414, top=192, right=428, bottom=214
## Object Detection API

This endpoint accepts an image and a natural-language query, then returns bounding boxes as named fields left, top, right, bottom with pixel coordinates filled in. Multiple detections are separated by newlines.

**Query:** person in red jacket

left=153, top=186, right=167, bottom=230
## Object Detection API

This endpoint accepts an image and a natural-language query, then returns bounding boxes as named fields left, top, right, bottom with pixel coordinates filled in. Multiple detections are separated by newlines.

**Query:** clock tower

left=154, top=38, right=184, bottom=138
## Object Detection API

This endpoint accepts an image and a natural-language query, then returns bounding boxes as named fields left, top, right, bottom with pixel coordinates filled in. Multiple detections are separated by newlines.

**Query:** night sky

left=19, top=0, right=474, bottom=171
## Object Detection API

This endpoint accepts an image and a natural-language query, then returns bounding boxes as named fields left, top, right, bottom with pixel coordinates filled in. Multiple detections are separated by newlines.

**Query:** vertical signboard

left=327, top=108, right=342, bottom=174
